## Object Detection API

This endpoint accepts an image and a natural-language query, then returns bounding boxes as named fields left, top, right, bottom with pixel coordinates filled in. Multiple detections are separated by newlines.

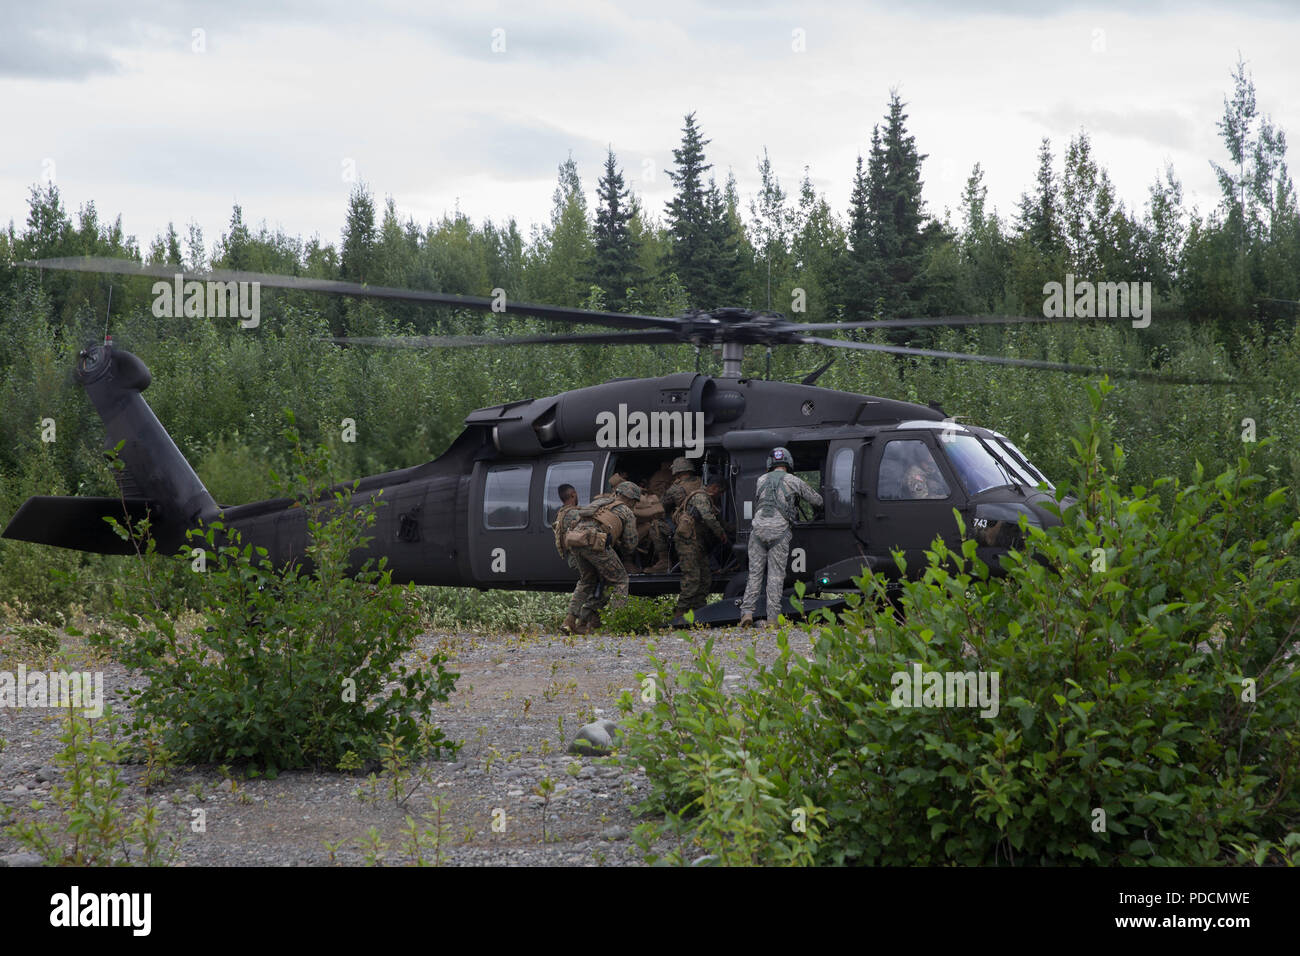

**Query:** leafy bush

left=93, top=419, right=459, bottom=773
left=600, top=596, right=678, bottom=634
left=621, top=382, right=1300, bottom=865
left=9, top=707, right=180, bottom=866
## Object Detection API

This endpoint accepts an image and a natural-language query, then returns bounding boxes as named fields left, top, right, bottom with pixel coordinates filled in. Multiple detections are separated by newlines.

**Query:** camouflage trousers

left=569, top=544, right=630, bottom=622
left=674, top=536, right=712, bottom=616
left=741, top=515, right=791, bottom=620
left=641, top=518, right=671, bottom=564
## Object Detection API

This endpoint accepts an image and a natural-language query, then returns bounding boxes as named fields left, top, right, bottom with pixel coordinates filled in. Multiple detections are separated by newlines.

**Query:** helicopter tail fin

left=2, top=343, right=219, bottom=556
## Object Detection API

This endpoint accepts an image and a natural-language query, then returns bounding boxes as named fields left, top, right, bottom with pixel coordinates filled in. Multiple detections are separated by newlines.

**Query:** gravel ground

left=0, top=622, right=812, bottom=867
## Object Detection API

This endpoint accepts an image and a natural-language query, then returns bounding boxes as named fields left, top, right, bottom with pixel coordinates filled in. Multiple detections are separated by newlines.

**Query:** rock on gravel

left=568, top=719, right=622, bottom=756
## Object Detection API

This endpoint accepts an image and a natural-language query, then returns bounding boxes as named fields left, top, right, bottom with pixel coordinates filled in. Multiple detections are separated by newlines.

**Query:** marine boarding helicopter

left=2, top=256, right=1232, bottom=625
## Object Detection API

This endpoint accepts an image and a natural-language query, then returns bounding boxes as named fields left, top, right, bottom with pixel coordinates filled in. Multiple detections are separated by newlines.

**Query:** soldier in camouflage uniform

left=554, top=484, right=584, bottom=633
left=553, top=484, right=582, bottom=569
left=660, top=456, right=700, bottom=511
left=562, top=482, right=640, bottom=634
left=646, top=458, right=675, bottom=499
left=663, top=457, right=727, bottom=619
left=608, top=472, right=672, bottom=574
left=740, top=447, right=822, bottom=627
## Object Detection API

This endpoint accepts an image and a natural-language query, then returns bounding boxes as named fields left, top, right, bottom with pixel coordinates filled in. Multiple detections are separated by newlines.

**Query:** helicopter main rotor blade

left=796, top=336, right=1237, bottom=386
left=330, top=330, right=684, bottom=348
left=22, top=257, right=681, bottom=331
left=797, top=314, right=1149, bottom=332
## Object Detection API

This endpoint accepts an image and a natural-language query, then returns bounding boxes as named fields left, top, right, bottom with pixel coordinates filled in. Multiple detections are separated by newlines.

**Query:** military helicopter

left=2, top=256, right=1232, bottom=625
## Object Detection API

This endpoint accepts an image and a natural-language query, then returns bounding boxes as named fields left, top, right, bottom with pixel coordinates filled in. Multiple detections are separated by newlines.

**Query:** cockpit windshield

left=939, top=433, right=1053, bottom=495
left=985, top=441, right=1037, bottom=486
left=992, top=436, right=1054, bottom=490
left=940, top=435, right=1014, bottom=496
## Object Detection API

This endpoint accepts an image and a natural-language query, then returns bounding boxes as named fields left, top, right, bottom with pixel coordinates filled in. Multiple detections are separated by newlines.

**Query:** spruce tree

left=707, top=171, right=748, bottom=307
left=844, top=153, right=875, bottom=319
left=664, top=112, right=717, bottom=308
left=1016, top=138, right=1062, bottom=258
left=877, top=90, right=929, bottom=315
left=588, top=147, right=640, bottom=310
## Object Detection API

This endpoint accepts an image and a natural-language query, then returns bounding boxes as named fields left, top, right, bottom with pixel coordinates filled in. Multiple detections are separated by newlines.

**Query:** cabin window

left=543, top=461, right=594, bottom=524
left=826, top=446, right=854, bottom=517
left=484, top=464, right=533, bottom=529
left=878, top=440, right=951, bottom=500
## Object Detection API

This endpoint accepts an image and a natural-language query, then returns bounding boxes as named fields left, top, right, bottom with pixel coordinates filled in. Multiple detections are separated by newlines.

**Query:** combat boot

left=739, top=612, right=754, bottom=628
left=560, top=613, right=577, bottom=634
left=645, top=557, right=671, bottom=574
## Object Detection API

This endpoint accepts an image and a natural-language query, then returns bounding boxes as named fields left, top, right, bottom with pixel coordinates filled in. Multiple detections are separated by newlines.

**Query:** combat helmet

left=767, top=446, right=793, bottom=470
left=615, top=481, right=642, bottom=501
left=670, top=456, right=696, bottom=475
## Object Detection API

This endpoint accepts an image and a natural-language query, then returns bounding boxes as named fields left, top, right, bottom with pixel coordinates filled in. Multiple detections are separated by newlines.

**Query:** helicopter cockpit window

left=543, top=461, right=594, bottom=523
left=484, top=464, right=533, bottom=529
left=994, top=436, right=1053, bottom=490
left=826, top=447, right=854, bottom=517
left=941, top=435, right=1011, bottom=497
left=985, top=441, right=1037, bottom=487
left=878, top=440, right=950, bottom=500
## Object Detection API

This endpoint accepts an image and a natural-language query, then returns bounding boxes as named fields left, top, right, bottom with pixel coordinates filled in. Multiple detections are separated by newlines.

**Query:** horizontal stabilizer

left=3, top=496, right=158, bottom=555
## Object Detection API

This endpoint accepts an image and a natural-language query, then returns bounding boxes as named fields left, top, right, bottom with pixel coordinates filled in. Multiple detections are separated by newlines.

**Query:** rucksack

left=755, top=472, right=796, bottom=523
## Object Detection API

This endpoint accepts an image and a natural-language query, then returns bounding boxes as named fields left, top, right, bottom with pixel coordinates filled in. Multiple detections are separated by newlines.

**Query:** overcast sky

left=3, top=1, right=1298, bottom=256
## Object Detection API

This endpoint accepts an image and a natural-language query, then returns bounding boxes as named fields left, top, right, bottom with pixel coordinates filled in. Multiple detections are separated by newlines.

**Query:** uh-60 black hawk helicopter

left=3, top=256, right=1231, bottom=625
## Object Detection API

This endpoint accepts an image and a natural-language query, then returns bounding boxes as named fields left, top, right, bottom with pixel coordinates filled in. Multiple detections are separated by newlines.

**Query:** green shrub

left=601, top=596, right=678, bottom=635
left=621, top=381, right=1300, bottom=865
left=9, top=706, right=180, bottom=866
left=93, top=418, right=460, bottom=773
